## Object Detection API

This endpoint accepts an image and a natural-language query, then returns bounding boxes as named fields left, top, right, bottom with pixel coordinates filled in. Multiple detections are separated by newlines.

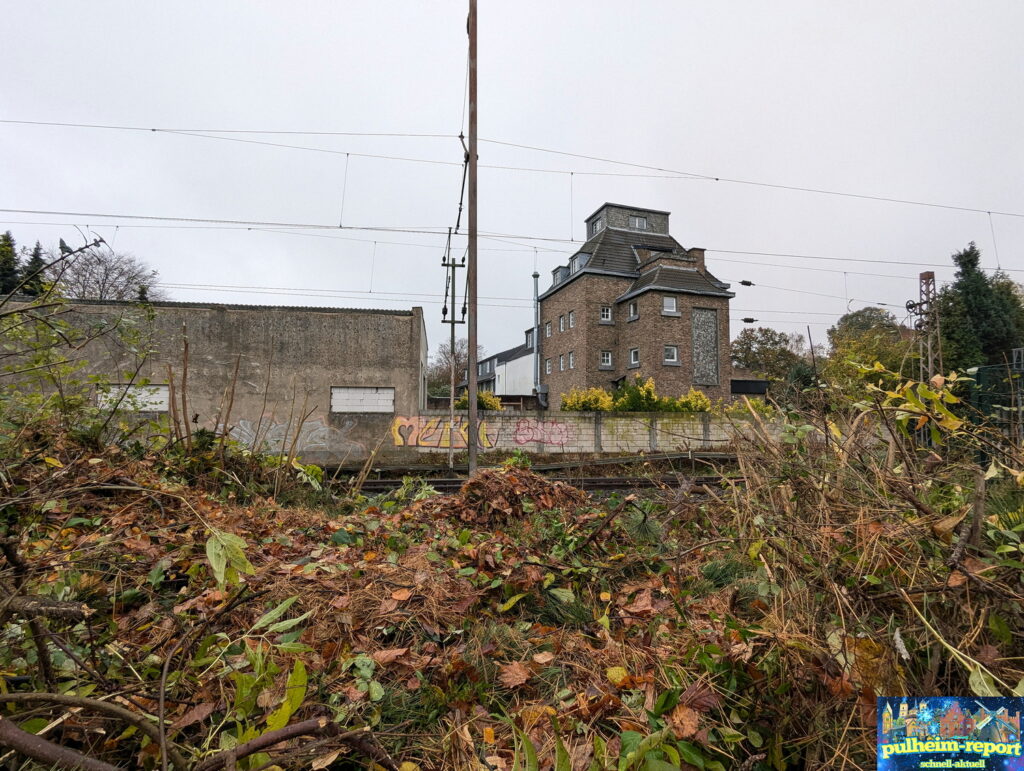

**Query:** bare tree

left=426, top=338, right=484, bottom=395
left=50, top=246, right=167, bottom=301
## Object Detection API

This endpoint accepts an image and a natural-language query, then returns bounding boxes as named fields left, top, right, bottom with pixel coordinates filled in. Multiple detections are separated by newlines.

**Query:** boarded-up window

left=99, top=384, right=170, bottom=412
left=692, top=308, right=719, bottom=385
left=330, top=386, right=395, bottom=413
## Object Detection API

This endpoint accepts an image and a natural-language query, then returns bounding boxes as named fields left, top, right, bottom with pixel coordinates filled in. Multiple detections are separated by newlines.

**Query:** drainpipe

left=532, top=271, right=540, bottom=392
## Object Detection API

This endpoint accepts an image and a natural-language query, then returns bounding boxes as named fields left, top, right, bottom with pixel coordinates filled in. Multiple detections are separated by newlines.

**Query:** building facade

left=475, top=328, right=536, bottom=396
left=538, top=203, right=733, bottom=410
left=55, top=299, right=428, bottom=464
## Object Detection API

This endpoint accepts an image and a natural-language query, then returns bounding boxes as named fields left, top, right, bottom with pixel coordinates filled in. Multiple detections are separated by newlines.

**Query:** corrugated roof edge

left=52, top=297, right=415, bottom=316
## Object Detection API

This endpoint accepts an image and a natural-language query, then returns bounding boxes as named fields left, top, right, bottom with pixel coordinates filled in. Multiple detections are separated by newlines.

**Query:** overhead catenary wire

left=4, top=208, right=1018, bottom=275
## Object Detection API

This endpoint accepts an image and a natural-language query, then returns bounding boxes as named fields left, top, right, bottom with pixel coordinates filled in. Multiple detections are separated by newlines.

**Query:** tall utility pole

left=440, top=228, right=465, bottom=470
left=466, top=0, right=479, bottom=474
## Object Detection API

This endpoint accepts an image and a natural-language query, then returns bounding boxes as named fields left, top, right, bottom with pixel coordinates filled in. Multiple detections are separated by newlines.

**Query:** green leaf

left=274, top=641, right=313, bottom=653
left=548, top=587, right=575, bottom=604
left=747, top=728, right=764, bottom=748
left=621, top=729, right=672, bottom=770
left=499, top=593, right=528, bottom=612
left=642, top=761, right=680, bottom=771
left=1013, top=678, right=1024, bottom=697
left=252, top=596, right=300, bottom=631
left=969, top=666, right=1001, bottom=697
left=553, top=725, right=572, bottom=771
left=266, top=610, right=313, bottom=635
left=989, top=614, right=1012, bottom=645
left=266, top=659, right=307, bottom=731
left=206, top=536, right=227, bottom=586
left=515, top=728, right=539, bottom=771
left=368, top=679, right=385, bottom=702
left=717, top=726, right=745, bottom=743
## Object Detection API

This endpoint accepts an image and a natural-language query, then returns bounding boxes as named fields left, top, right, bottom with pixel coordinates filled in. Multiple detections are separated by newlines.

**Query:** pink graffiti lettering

left=512, top=419, right=571, bottom=446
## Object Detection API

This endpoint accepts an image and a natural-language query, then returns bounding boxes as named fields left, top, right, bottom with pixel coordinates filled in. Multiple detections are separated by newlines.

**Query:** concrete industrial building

left=57, top=299, right=428, bottom=465
left=538, top=203, right=734, bottom=410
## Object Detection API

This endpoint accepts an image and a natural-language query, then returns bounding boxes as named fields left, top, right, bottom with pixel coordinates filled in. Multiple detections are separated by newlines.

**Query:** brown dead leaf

left=498, top=661, right=532, bottom=688
left=391, top=588, right=413, bottom=601
left=623, top=589, right=654, bottom=616
left=668, top=704, right=700, bottom=739
left=371, top=647, right=409, bottom=666
left=532, top=651, right=556, bottom=665
left=931, top=512, right=966, bottom=541
left=678, top=681, right=721, bottom=712
left=170, top=701, right=215, bottom=730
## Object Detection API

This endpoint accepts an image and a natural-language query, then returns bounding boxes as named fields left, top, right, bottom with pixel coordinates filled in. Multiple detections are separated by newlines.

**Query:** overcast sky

left=3, top=1, right=1022, bottom=358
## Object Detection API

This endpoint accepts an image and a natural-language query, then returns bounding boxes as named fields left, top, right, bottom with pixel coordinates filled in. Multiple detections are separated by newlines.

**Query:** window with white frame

left=628, top=215, right=648, bottom=230
left=559, top=354, right=565, bottom=371
left=545, top=321, right=551, bottom=337
left=600, top=305, right=612, bottom=322
left=591, top=217, right=604, bottom=236
left=568, top=310, right=575, bottom=328
left=568, top=351, right=575, bottom=369
left=99, top=383, right=169, bottom=412
left=526, top=330, right=533, bottom=349
left=545, top=358, right=551, bottom=374
left=559, top=315, right=565, bottom=332
left=628, top=301, right=638, bottom=319
left=662, top=296, right=677, bottom=314
left=330, top=386, right=395, bottom=413
left=600, top=351, right=612, bottom=367
left=629, top=348, right=640, bottom=366
left=664, top=345, right=678, bottom=363
left=568, top=255, right=578, bottom=273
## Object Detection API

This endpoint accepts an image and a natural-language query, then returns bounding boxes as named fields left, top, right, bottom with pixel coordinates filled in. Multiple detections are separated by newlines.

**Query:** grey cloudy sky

left=3, top=1, right=1022, bottom=358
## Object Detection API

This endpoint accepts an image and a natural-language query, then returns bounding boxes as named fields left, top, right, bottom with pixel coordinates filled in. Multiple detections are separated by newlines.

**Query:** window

left=664, top=345, right=678, bottom=363
left=629, top=348, right=640, bottom=366
left=100, top=384, right=169, bottom=412
left=662, top=296, right=677, bottom=314
left=559, top=315, right=565, bottom=332
left=600, top=305, right=612, bottom=322
left=559, top=354, right=565, bottom=371
left=591, top=217, right=604, bottom=236
left=628, top=301, right=639, bottom=320
left=331, top=386, right=395, bottom=414
left=545, top=358, right=552, bottom=375
left=568, top=310, right=575, bottom=328
left=545, top=321, right=551, bottom=338
left=568, top=255, right=578, bottom=273
left=628, top=215, right=648, bottom=230
left=600, top=351, right=612, bottom=367
left=526, top=330, right=533, bottom=349
left=568, top=351, right=575, bottom=369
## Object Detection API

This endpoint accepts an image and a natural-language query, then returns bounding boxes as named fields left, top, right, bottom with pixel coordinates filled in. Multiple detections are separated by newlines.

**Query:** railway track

left=353, top=475, right=725, bottom=495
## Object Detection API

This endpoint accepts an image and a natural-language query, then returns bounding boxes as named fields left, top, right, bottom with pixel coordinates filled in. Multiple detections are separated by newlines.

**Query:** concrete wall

left=53, top=299, right=427, bottom=465
left=389, top=410, right=759, bottom=455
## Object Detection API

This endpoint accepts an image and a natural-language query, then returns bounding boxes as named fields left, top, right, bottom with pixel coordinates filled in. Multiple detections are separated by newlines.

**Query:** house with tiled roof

left=537, top=203, right=734, bottom=409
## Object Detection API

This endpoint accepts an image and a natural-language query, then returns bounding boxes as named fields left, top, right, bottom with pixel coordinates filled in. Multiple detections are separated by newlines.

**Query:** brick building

left=538, top=203, right=733, bottom=409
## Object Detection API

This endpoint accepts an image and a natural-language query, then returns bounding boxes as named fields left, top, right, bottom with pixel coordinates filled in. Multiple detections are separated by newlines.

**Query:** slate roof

left=617, top=265, right=734, bottom=302
left=577, top=227, right=681, bottom=275
left=539, top=226, right=733, bottom=302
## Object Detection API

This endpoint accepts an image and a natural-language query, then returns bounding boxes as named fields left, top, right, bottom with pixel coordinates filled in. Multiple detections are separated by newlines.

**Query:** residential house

left=538, top=203, right=734, bottom=410
left=474, top=328, right=536, bottom=397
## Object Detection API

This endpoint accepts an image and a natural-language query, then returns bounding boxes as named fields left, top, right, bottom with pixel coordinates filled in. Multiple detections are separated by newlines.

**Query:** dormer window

left=526, top=330, right=533, bottom=349
left=591, top=217, right=604, bottom=236
left=568, top=255, right=578, bottom=273
left=628, top=215, right=648, bottom=230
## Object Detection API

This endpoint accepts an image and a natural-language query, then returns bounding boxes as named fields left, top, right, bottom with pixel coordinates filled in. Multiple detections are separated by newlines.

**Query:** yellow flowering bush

left=454, top=390, right=504, bottom=410
left=560, top=386, right=614, bottom=411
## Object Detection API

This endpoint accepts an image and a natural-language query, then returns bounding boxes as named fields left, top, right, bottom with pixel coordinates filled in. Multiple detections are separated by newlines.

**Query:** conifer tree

left=0, top=231, right=21, bottom=294
left=936, top=243, right=1024, bottom=371
left=20, top=241, right=47, bottom=296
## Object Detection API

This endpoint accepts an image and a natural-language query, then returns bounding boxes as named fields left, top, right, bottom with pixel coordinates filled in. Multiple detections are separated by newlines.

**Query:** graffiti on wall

left=391, top=416, right=499, bottom=449
left=512, top=419, right=573, bottom=446
left=230, top=416, right=367, bottom=456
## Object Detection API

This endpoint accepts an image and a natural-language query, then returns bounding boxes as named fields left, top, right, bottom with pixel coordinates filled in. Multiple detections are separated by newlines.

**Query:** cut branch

left=0, top=715, right=120, bottom=771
